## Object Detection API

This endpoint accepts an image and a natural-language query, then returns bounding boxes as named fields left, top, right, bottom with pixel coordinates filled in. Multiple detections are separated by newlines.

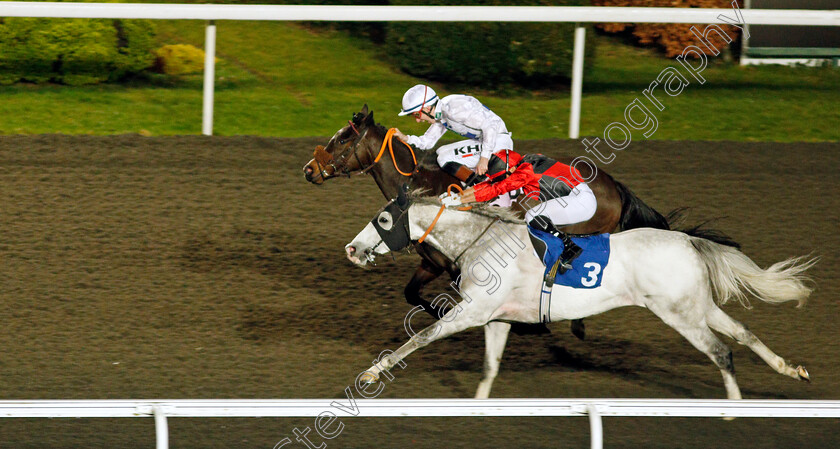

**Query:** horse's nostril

left=304, top=166, right=313, bottom=175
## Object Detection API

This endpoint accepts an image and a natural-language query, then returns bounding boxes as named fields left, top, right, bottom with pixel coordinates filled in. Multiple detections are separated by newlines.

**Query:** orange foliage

left=592, top=0, right=742, bottom=57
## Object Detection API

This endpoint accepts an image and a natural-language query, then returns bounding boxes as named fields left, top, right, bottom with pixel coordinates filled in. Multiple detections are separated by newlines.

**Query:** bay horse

left=345, top=192, right=815, bottom=399
left=303, top=105, right=689, bottom=338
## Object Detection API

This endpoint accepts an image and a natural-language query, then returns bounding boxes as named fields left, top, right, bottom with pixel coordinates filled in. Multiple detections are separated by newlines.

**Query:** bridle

left=312, top=118, right=372, bottom=180
left=312, top=119, right=419, bottom=180
left=369, top=185, right=499, bottom=268
left=365, top=185, right=499, bottom=269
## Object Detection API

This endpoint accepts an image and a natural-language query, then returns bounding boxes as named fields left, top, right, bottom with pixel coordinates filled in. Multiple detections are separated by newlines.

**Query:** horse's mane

left=409, top=192, right=523, bottom=225
left=372, top=122, right=388, bottom=136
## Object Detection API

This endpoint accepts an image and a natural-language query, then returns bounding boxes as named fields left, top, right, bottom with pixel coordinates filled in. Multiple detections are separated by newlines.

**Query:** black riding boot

left=557, top=231, right=583, bottom=272
left=528, top=216, right=582, bottom=272
left=465, top=173, right=487, bottom=187
left=441, top=162, right=486, bottom=186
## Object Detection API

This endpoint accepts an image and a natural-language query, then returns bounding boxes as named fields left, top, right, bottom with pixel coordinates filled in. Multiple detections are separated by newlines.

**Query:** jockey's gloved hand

left=440, top=193, right=462, bottom=207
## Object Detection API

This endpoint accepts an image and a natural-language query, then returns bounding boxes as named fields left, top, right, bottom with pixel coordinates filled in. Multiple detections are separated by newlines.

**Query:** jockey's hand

left=393, top=128, right=408, bottom=142
left=460, top=187, right=477, bottom=204
left=440, top=193, right=462, bottom=207
left=475, top=156, right=490, bottom=176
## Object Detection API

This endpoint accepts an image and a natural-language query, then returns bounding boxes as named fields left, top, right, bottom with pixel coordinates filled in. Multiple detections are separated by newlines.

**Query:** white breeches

left=435, top=133, right=514, bottom=169
left=487, top=192, right=513, bottom=208
left=523, top=183, right=597, bottom=227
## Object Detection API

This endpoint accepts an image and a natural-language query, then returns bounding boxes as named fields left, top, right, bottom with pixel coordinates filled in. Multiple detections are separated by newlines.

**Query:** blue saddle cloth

left=528, top=228, right=611, bottom=289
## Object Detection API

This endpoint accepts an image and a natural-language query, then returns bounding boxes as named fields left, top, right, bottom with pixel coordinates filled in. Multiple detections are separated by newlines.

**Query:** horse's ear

left=396, top=183, right=410, bottom=209
left=360, top=104, right=369, bottom=116
left=365, top=110, right=375, bottom=127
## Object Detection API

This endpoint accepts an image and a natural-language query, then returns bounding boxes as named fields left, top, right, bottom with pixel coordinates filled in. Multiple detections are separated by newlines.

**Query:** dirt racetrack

left=0, top=135, right=837, bottom=449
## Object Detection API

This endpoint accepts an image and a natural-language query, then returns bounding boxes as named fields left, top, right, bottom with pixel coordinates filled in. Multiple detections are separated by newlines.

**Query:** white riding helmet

left=398, top=84, right=439, bottom=116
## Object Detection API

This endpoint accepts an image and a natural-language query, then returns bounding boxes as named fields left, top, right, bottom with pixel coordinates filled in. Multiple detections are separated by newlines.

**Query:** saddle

left=527, top=227, right=611, bottom=323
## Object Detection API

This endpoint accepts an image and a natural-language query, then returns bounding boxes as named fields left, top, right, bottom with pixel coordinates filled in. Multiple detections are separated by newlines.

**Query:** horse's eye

left=377, top=211, right=394, bottom=231
left=339, top=139, right=347, bottom=145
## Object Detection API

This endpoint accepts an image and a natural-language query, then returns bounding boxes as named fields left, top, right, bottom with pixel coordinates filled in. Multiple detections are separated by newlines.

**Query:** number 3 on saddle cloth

left=527, top=228, right=611, bottom=323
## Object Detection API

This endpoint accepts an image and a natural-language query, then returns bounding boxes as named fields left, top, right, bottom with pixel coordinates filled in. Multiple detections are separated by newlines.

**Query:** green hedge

left=176, top=0, right=389, bottom=41
left=0, top=18, right=156, bottom=85
left=179, top=0, right=593, bottom=88
left=385, top=0, right=594, bottom=88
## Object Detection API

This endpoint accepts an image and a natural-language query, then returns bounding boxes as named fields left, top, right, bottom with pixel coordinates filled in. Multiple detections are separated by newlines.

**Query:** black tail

left=614, top=179, right=670, bottom=230
left=666, top=207, right=741, bottom=249
left=613, top=179, right=741, bottom=249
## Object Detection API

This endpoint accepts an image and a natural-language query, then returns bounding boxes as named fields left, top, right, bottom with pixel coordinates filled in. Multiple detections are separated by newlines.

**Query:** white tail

left=690, top=238, right=817, bottom=308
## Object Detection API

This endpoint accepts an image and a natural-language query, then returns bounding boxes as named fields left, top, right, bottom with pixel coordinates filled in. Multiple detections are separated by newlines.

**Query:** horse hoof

left=797, top=365, right=810, bottom=382
left=359, top=371, right=379, bottom=384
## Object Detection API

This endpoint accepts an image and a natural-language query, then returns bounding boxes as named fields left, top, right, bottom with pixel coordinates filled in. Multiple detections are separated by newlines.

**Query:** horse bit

left=313, top=114, right=374, bottom=180
left=314, top=115, right=419, bottom=180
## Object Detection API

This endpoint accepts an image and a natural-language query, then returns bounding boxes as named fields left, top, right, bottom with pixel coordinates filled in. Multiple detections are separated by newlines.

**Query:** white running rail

left=2, top=399, right=839, bottom=449
left=0, top=3, right=837, bottom=136
left=0, top=4, right=837, bottom=24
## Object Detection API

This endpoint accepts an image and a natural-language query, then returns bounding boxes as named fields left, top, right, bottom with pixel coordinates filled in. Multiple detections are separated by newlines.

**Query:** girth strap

left=539, top=257, right=564, bottom=324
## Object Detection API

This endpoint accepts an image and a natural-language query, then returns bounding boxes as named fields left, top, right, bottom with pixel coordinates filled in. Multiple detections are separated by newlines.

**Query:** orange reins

left=417, top=184, right=471, bottom=244
left=373, top=128, right=418, bottom=177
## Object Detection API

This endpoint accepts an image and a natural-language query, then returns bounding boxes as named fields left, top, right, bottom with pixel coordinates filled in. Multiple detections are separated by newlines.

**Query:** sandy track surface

left=0, top=135, right=836, bottom=448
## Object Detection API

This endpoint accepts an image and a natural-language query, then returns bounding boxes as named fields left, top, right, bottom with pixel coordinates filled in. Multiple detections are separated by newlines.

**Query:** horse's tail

left=613, top=179, right=741, bottom=247
left=667, top=207, right=741, bottom=249
left=613, top=179, right=670, bottom=230
left=689, top=237, right=817, bottom=308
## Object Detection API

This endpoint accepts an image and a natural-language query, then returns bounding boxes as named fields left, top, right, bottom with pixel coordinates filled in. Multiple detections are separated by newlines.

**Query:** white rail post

left=153, top=405, right=169, bottom=449
left=588, top=403, right=603, bottom=449
left=569, top=24, right=586, bottom=139
left=202, top=20, right=217, bottom=136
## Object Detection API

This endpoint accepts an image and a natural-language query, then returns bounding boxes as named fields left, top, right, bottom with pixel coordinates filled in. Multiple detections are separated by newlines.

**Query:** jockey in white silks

left=393, top=84, right=513, bottom=186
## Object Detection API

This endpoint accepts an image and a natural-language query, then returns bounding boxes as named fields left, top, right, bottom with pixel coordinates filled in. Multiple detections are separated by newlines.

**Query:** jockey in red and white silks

left=394, top=84, right=512, bottom=184
left=473, top=153, right=597, bottom=229
left=457, top=152, right=597, bottom=270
